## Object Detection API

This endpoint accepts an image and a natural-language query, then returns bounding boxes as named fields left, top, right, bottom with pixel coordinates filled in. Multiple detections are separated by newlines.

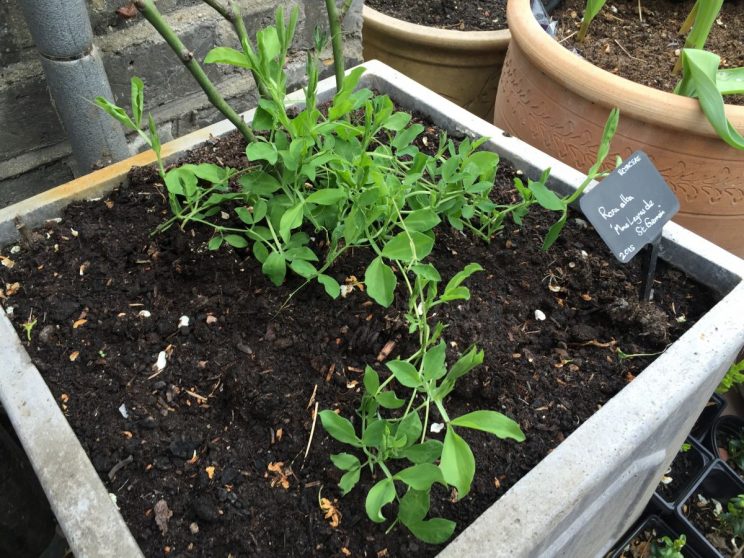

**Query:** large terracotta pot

left=495, top=0, right=744, bottom=257
left=362, top=5, right=509, bottom=120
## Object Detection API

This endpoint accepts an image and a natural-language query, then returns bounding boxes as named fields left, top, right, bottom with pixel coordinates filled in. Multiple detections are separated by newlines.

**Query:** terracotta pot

left=495, top=0, right=744, bottom=257
left=362, top=5, right=509, bottom=120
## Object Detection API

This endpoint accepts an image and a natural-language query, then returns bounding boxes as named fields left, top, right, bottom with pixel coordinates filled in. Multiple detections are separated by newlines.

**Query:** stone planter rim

left=2, top=60, right=744, bottom=558
left=362, top=5, right=509, bottom=52
left=506, top=0, right=744, bottom=137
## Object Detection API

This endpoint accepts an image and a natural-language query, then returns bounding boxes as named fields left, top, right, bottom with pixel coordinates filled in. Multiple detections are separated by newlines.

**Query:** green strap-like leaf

left=450, top=410, right=526, bottom=442
left=676, top=49, right=744, bottom=150
left=394, top=463, right=446, bottom=491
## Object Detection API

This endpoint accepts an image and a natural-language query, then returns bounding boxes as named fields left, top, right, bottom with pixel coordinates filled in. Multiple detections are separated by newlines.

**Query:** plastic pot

left=690, top=394, right=726, bottom=442
left=707, top=415, right=744, bottom=476
left=607, top=514, right=704, bottom=558
left=676, top=460, right=744, bottom=557
left=656, top=437, right=714, bottom=512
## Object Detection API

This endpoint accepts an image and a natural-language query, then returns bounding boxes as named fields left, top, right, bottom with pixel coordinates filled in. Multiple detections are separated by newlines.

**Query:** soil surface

left=657, top=443, right=707, bottom=506
left=365, top=0, right=508, bottom=31
left=712, top=419, right=744, bottom=481
left=610, top=519, right=676, bottom=558
left=0, top=127, right=717, bottom=557
left=553, top=0, right=744, bottom=105
left=686, top=491, right=741, bottom=556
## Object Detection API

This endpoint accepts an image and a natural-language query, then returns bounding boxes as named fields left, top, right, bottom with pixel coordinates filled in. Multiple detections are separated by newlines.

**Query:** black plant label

left=579, top=151, right=679, bottom=263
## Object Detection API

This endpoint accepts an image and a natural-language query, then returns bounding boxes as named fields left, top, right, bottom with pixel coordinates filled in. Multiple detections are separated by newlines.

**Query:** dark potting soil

left=553, top=0, right=744, bottom=105
left=0, top=128, right=717, bottom=557
left=686, top=493, right=739, bottom=556
left=715, top=427, right=744, bottom=481
left=657, top=445, right=705, bottom=505
left=612, top=523, right=667, bottom=558
left=365, top=0, right=508, bottom=31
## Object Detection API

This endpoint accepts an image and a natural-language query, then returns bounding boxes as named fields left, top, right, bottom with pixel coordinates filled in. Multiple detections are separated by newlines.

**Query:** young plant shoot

left=96, top=0, right=622, bottom=544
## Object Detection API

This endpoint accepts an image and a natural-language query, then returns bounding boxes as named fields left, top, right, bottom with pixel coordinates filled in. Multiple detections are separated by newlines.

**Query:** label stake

left=640, top=234, right=662, bottom=302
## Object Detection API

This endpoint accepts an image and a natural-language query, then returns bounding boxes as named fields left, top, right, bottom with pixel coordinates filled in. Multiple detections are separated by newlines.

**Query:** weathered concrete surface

left=0, top=0, right=363, bottom=207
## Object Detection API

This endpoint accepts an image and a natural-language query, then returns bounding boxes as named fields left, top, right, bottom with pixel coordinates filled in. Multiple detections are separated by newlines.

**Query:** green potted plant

left=495, top=0, right=744, bottom=258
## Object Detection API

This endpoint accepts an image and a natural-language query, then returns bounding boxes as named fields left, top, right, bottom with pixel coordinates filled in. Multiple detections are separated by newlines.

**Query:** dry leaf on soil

left=319, top=497, right=341, bottom=528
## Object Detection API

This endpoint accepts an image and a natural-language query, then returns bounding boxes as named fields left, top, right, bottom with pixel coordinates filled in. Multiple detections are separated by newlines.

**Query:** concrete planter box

left=2, top=61, right=744, bottom=558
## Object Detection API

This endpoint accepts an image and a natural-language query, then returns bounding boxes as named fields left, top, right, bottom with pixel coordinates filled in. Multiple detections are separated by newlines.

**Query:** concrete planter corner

left=2, top=61, right=744, bottom=558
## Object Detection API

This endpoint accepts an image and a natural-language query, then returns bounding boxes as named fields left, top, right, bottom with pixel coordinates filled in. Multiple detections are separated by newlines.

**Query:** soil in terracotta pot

left=685, top=492, right=742, bottom=556
left=0, top=125, right=717, bottom=557
left=553, top=0, right=744, bottom=105
left=657, top=444, right=706, bottom=505
left=365, top=0, right=508, bottom=31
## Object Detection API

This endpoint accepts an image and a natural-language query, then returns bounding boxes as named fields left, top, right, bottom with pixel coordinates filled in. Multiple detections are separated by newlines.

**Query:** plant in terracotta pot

left=495, top=0, right=744, bottom=257
left=362, top=0, right=511, bottom=119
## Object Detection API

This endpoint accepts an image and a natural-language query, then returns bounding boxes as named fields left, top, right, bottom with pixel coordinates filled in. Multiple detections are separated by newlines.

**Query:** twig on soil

left=304, top=402, right=319, bottom=462
left=184, top=389, right=208, bottom=402
left=637, top=0, right=643, bottom=22
left=559, top=31, right=578, bottom=44
left=614, top=39, right=642, bottom=61
left=306, top=384, right=318, bottom=409
left=108, top=455, right=134, bottom=480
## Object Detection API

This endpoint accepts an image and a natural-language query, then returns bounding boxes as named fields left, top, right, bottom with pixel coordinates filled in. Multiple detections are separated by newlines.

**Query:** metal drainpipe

left=18, top=0, right=129, bottom=175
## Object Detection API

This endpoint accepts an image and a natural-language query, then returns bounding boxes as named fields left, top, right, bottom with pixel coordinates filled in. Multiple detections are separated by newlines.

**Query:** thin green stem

left=134, top=0, right=256, bottom=143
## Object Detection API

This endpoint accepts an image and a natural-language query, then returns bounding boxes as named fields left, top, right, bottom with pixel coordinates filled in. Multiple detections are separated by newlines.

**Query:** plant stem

left=324, top=0, right=346, bottom=91
left=134, top=0, right=256, bottom=143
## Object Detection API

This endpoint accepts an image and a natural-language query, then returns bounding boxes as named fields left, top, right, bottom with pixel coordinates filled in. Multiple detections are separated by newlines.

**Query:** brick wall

left=0, top=0, right=363, bottom=207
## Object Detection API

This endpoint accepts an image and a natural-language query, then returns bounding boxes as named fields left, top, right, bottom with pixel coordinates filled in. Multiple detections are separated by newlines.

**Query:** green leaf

left=365, top=478, right=396, bottom=523
left=362, top=419, right=387, bottom=448
left=542, top=212, right=567, bottom=251
left=403, top=209, right=441, bottom=232
left=208, top=236, right=223, bottom=250
left=279, top=202, right=304, bottom=243
left=330, top=453, right=360, bottom=471
left=365, top=257, right=396, bottom=307
left=528, top=179, right=564, bottom=211
left=246, top=142, right=279, bottom=164
left=394, top=464, right=445, bottom=491
left=411, top=263, right=441, bottom=283
left=406, top=517, right=457, bottom=545
left=130, top=76, right=144, bottom=128
left=447, top=346, right=484, bottom=382
left=318, top=410, right=361, bottom=447
left=238, top=172, right=281, bottom=195
left=289, top=259, right=317, bottom=279
left=235, top=206, right=254, bottom=225
left=402, top=441, right=443, bottom=464
left=224, top=234, right=248, bottom=248
left=204, top=46, right=252, bottom=68
left=317, top=274, right=340, bottom=299
left=257, top=26, right=281, bottom=62
left=382, top=232, right=434, bottom=262
left=382, top=111, right=412, bottom=131
left=716, top=67, right=744, bottom=96
left=186, top=163, right=229, bottom=184
left=440, top=426, right=475, bottom=499
left=306, top=188, right=347, bottom=205
left=94, top=97, right=136, bottom=130
left=253, top=241, right=269, bottom=263
left=252, top=105, right=274, bottom=131
left=339, top=467, right=361, bottom=496
left=675, top=49, right=744, bottom=150
left=443, top=263, right=483, bottom=294
left=164, top=167, right=197, bottom=197
left=363, top=366, right=380, bottom=394
left=392, top=124, right=425, bottom=151
left=398, top=489, right=429, bottom=526
left=422, top=342, right=447, bottom=381
left=377, top=390, right=405, bottom=409
left=450, top=410, right=525, bottom=442
left=262, top=251, right=286, bottom=286
left=439, top=286, right=471, bottom=303
left=386, top=360, right=421, bottom=388
left=396, top=411, right=422, bottom=446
